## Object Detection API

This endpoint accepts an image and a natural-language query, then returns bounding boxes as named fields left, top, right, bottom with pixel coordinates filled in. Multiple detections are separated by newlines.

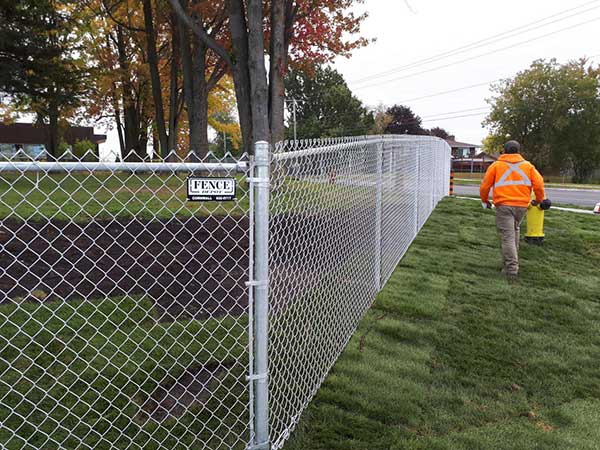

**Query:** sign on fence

left=187, top=177, right=237, bottom=201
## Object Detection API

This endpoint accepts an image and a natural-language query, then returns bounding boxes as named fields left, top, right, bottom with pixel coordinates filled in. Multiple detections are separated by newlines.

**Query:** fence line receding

left=0, top=135, right=450, bottom=450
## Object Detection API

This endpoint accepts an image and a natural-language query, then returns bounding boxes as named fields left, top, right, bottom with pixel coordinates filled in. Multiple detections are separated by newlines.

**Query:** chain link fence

left=0, top=135, right=450, bottom=450
left=0, top=153, right=252, bottom=450
left=268, top=136, right=450, bottom=449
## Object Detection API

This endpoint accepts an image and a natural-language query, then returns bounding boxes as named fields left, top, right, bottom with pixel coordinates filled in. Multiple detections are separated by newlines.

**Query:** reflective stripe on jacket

left=479, top=153, right=545, bottom=208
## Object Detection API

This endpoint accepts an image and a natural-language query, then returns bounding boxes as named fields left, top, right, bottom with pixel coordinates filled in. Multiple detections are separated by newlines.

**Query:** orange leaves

left=286, top=0, right=371, bottom=70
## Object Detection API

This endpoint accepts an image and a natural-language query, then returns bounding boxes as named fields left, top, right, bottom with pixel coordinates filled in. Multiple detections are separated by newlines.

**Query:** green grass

left=0, top=172, right=250, bottom=222
left=0, top=171, right=370, bottom=222
left=284, top=198, right=600, bottom=450
left=0, top=297, right=248, bottom=449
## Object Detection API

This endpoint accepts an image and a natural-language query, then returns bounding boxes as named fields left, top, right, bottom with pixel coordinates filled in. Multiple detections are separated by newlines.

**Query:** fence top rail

left=273, top=135, right=451, bottom=161
left=0, top=160, right=249, bottom=174
left=273, top=137, right=383, bottom=161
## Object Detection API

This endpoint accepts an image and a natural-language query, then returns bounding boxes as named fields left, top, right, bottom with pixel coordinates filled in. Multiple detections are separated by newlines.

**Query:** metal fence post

left=374, top=139, right=383, bottom=292
left=414, top=144, right=420, bottom=235
left=250, top=140, right=270, bottom=450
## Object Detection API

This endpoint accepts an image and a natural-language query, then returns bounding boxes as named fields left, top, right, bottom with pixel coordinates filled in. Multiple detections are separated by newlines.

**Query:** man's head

left=503, top=140, right=521, bottom=154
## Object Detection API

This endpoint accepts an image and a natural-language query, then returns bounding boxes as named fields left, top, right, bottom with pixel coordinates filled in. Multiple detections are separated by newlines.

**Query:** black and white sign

left=187, top=177, right=236, bottom=201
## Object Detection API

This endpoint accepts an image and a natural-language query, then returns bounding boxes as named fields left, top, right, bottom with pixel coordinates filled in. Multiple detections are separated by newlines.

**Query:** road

left=455, top=185, right=600, bottom=208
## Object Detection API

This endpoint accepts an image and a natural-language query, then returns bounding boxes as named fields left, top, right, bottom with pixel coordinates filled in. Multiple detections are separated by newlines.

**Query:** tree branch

left=167, top=0, right=232, bottom=67
left=101, top=0, right=146, bottom=33
left=207, top=60, right=228, bottom=91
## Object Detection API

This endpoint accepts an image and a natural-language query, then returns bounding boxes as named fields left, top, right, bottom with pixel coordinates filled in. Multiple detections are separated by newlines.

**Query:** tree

left=385, top=105, right=428, bottom=135
left=169, top=0, right=371, bottom=152
left=484, top=58, right=600, bottom=181
left=0, top=0, right=89, bottom=156
left=481, top=134, right=503, bottom=155
left=428, top=126, right=451, bottom=140
left=285, top=66, right=373, bottom=139
left=370, top=103, right=392, bottom=135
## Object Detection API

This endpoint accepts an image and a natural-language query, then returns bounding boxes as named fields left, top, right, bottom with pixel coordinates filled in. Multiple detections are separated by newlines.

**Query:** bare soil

left=0, top=216, right=249, bottom=321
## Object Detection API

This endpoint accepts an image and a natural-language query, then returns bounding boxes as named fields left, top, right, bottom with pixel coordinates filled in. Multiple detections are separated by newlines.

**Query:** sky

left=100, top=0, right=600, bottom=154
left=334, top=0, right=600, bottom=145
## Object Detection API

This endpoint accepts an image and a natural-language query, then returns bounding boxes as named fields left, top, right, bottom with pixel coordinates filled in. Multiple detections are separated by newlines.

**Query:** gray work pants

left=495, top=205, right=527, bottom=275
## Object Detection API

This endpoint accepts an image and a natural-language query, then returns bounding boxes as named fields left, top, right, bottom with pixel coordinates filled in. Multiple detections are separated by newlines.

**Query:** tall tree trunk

left=227, top=0, right=253, bottom=153
left=106, top=33, right=125, bottom=159
left=247, top=0, right=270, bottom=143
left=189, top=36, right=208, bottom=160
left=143, top=0, right=169, bottom=158
left=167, top=11, right=181, bottom=157
left=116, top=25, right=143, bottom=160
left=269, top=0, right=286, bottom=144
left=111, top=83, right=125, bottom=159
left=190, top=6, right=209, bottom=160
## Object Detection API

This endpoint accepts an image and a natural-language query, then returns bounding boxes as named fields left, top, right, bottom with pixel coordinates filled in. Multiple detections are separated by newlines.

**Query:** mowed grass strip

left=0, top=172, right=250, bottom=222
left=0, top=297, right=248, bottom=449
left=284, top=198, right=600, bottom=450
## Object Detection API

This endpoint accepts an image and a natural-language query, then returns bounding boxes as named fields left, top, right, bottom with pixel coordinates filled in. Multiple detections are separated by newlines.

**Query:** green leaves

left=284, top=66, right=374, bottom=138
left=484, top=58, right=600, bottom=182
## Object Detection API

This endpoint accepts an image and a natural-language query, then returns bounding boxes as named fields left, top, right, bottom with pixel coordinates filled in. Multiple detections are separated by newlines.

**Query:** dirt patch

left=0, top=208, right=376, bottom=320
left=138, top=362, right=232, bottom=422
left=0, top=216, right=249, bottom=321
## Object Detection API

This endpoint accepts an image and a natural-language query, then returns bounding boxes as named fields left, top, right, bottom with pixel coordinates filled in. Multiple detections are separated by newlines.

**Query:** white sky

left=100, top=0, right=600, bottom=154
left=335, top=0, right=600, bottom=145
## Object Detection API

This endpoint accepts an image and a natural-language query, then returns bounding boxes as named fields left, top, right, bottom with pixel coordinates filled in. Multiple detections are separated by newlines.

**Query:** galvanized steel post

left=251, top=140, right=270, bottom=450
left=415, top=145, right=420, bottom=234
left=374, top=139, right=383, bottom=291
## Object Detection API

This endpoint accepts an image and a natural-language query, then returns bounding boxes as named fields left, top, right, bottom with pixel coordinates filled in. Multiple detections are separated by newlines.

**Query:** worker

left=480, top=140, right=546, bottom=280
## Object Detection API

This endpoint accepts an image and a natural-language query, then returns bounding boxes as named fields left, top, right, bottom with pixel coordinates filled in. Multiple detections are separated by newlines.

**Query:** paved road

left=455, top=184, right=600, bottom=208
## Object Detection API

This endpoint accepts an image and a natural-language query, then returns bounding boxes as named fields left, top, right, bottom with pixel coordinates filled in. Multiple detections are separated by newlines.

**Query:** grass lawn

left=0, top=172, right=250, bottom=222
left=0, top=297, right=248, bottom=449
left=284, top=197, right=600, bottom=450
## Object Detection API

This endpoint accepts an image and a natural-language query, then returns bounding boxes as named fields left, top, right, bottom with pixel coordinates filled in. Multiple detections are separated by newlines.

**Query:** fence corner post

left=374, top=139, right=383, bottom=292
left=251, top=140, right=270, bottom=450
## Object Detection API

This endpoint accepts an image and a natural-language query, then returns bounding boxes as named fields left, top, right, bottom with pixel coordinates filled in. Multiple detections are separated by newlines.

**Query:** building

left=452, top=151, right=498, bottom=173
left=445, top=136, right=481, bottom=159
left=0, top=123, right=106, bottom=158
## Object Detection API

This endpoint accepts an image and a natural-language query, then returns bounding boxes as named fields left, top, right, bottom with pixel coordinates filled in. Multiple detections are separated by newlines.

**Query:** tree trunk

left=247, top=0, right=270, bottom=143
left=111, top=83, right=125, bottom=159
left=143, top=0, right=169, bottom=158
left=167, top=11, right=181, bottom=158
left=226, top=0, right=253, bottom=153
left=269, top=0, right=286, bottom=144
left=190, top=33, right=208, bottom=160
left=116, top=25, right=143, bottom=160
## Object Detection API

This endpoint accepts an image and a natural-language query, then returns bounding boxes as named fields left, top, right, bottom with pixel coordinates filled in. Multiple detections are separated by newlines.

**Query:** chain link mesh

left=0, top=151, right=251, bottom=450
left=0, top=135, right=450, bottom=450
left=268, top=136, right=450, bottom=449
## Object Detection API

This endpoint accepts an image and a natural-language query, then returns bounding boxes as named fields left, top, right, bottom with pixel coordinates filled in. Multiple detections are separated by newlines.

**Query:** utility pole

left=223, top=131, right=227, bottom=154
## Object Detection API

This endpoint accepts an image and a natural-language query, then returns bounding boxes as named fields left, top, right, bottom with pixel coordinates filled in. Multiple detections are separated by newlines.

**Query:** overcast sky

left=335, top=0, right=600, bottom=145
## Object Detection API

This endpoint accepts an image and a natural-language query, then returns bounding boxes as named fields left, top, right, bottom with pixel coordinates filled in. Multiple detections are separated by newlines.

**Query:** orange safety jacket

left=480, top=153, right=545, bottom=208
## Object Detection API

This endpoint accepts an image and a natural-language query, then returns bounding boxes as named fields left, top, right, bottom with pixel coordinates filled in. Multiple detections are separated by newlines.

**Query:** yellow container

left=525, top=202, right=545, bottom=245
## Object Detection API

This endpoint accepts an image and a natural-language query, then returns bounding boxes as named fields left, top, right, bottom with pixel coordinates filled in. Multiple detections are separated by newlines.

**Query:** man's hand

left=482, top=201, right=493, bottom=209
